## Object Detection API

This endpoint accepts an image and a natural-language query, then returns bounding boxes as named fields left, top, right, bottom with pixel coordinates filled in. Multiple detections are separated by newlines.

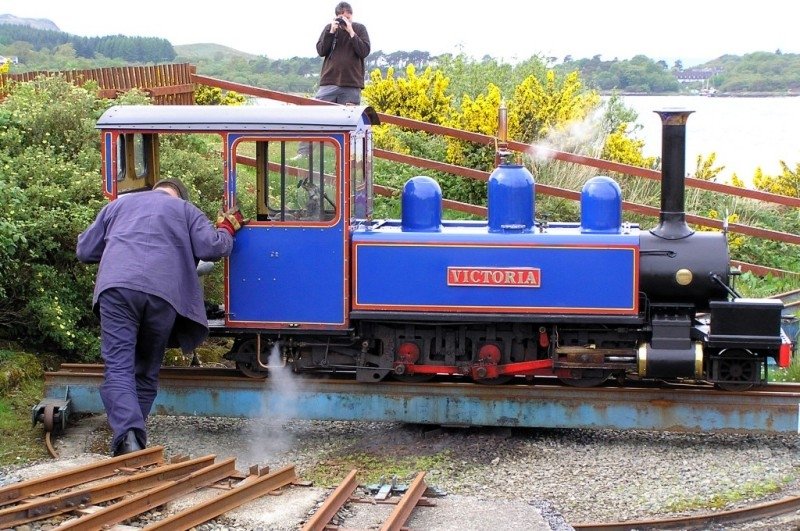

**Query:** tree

left=508, top=70, right=600, bottom=143
left=194, top=85, right=246, bottom=106
left=693, top=153, right=725, bottom=181
left=362, top=64, right=453, bottom=123
left=598, top=93, right=657, bottom=169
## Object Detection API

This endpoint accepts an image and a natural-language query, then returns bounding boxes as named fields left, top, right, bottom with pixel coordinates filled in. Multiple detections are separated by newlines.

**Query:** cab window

left=350, top=131, right=373, bottom=220
left=133, top=134, right=148, bottom=178
left=243, top=139, right=338, bottom=222
left=116, top=134, right=127, bottom=181
left=115, top=133, right=158, bottom=194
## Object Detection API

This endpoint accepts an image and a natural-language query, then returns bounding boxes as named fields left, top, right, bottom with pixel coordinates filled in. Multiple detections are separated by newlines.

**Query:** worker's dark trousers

left=98, top=287, right=177, bottom=453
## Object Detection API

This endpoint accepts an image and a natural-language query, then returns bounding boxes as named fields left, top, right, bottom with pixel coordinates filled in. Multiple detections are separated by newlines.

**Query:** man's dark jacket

left=316, top=21, right=371, bottom=89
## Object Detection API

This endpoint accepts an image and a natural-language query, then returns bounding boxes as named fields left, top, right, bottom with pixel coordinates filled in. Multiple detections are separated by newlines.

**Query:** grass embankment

left=0, top=349, right=50, bottom=466
left=0, top=343, right=232, bottom=469
left=769, top=357, right=800, bottom=382
left=667, top=476, right=794, bottom=512
left=302, top=448, right=453, bottom=487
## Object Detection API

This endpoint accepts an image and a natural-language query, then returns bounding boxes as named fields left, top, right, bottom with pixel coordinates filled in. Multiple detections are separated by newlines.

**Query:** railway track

left=12, top=384, right=796, bottom=529
left=0, top=446, right=298, bottom=530
left=6, top=441, right=800, bottom=530
left=0, top=448, right=435, bottom=531
left=44, top=364, right=800, bottom=433
left=302, top=469, right=430, bottom=531
left=574, top=493, right=800, bottom=530
left=50, top=362, right=800, bottom=391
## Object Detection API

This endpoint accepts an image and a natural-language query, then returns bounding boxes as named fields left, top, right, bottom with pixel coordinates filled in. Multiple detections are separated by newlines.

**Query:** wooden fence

left=0, top=63, right=195, bottom=104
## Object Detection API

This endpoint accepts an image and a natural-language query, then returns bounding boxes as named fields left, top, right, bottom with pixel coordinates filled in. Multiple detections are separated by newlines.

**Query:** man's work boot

left=113, top=430, right=143, bottom=456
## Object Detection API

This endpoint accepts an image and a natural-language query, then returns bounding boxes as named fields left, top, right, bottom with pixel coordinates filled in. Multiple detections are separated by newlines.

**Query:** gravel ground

left=4, top=413, right=800, bottom=530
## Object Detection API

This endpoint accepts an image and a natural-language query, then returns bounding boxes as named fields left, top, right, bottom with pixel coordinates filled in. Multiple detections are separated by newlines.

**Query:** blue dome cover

left=581, top=176, right=622, bottom=233
left=401, top=176, right=442, bottom=232
left=488, top=163, right=535, bottom=233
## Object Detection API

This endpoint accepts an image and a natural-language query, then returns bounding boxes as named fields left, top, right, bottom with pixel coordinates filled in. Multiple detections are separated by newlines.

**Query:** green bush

left=0, top=350, right=42, bottom=394
left=0, top=78, right=229, bottom=359
left=0, top=77, right=108, bottom=358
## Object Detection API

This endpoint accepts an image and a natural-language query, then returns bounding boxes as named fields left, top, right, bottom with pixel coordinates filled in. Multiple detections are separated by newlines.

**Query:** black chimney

left=651, top=109, right=694, bottom=240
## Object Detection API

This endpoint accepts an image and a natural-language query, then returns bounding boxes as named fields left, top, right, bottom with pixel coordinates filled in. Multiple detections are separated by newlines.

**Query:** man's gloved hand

left=216, top=206, right=247, bottom=236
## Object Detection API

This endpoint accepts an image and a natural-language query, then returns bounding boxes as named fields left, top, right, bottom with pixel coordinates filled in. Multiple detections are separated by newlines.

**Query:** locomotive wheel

left=713, top=352, right=758, bottom=391
left=559, top=370, right=611, bottom=388
left=43, top=404, right=55, bottom=433
left=391, top=341, right=435, bottom=382
left=715, top=380, right=755, bottom=392
left=234, top=339, right=269, bottom=378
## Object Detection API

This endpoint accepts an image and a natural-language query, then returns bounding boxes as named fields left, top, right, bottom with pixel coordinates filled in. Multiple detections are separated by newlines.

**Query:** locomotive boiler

left=95, top=104, right=792, bottom=390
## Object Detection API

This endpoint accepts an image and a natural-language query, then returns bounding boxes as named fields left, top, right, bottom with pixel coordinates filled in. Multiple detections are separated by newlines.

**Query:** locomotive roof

left=96, top=104, right=380, bottom=131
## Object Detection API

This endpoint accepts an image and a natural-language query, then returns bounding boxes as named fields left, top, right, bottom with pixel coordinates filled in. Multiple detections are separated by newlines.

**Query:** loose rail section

left=0, top=446, right=297, bottom=530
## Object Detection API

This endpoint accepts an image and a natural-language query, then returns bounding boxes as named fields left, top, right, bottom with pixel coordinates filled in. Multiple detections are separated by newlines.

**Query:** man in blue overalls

left=77, top=179, right=244, bottom=455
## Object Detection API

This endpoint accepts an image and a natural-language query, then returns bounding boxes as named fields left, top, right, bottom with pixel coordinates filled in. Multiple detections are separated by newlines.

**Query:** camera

left=335, top=17, right=347, bottom=26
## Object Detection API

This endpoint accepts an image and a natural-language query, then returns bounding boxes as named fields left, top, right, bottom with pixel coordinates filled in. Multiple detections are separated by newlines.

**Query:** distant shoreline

left=609, top=91, right=799, bottom=98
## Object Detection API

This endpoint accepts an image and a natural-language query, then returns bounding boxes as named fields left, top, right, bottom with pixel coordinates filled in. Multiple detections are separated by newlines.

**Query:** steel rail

left=0, top=446, right=164, bottom=506
left=56, top=363, right=241, bottom=379
left=44, top=431, right=58, bottom=459
left=51, top=364, right=800, bottom=391
left=55, top=458, right=237, bottom=530
left=0, top=455, right=216, bottom=527
left=143, top=464, right=298, bottom=530
left=574, top=492, right=800, bottom=530
left=301, top=469, right=358, bottom=531
left=381, top=472, right=427, bottom=531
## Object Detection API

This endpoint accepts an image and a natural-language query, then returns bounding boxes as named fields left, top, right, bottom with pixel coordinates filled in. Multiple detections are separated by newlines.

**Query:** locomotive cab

left=225, top=112, right=377, bottom=330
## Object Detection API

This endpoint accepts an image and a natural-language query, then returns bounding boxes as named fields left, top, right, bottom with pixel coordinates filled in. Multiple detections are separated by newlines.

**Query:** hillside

left=174, top=43, right=259, bottom=61
left=0, top=22, right=175, bottom=63
left=0, top=14, right=59, bottom=32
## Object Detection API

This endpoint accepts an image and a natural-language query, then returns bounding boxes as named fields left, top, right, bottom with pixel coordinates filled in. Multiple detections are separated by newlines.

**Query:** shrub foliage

left=0, top=77, right=227, bottom=359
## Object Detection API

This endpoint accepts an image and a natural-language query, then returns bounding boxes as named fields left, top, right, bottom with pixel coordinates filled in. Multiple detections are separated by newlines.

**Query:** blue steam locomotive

left=96, top=104, right=792, bottom=390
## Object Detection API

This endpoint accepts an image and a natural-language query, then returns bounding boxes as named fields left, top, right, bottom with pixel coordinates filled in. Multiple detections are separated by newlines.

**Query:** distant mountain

left=0, top=22, right=175, bottom=62
left=0, top=14, right=59, bottom=31
left=174, top=43, right=259, bottom=61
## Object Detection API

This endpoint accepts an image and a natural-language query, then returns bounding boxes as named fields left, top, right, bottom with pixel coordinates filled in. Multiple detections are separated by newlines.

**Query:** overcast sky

left=2, top=0, right=796, bottom=66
